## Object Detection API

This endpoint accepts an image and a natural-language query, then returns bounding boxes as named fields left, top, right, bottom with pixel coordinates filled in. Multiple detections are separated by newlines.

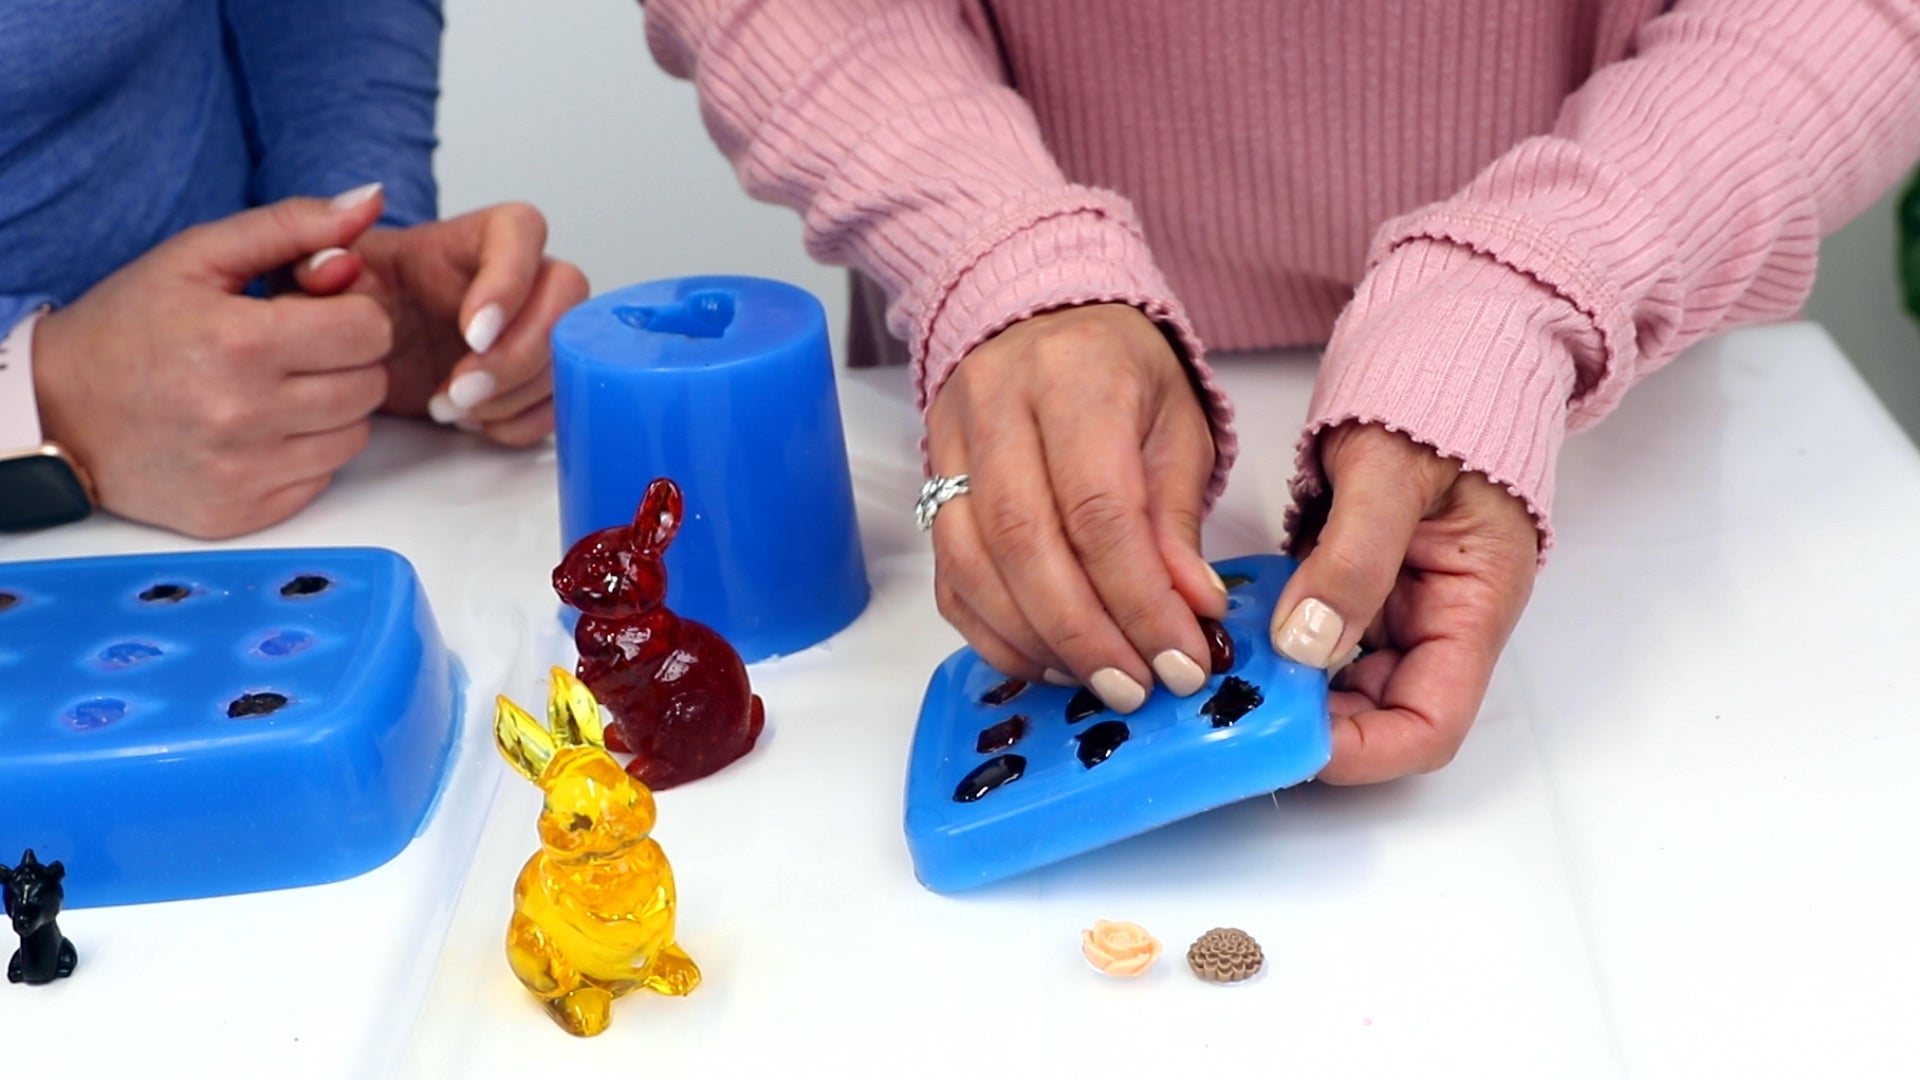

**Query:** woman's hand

left=924, top=303, right=1226, bottom=713
left=1275, top=422, right=1539, bottom=783
left=294, top=200, right=588, bottom=446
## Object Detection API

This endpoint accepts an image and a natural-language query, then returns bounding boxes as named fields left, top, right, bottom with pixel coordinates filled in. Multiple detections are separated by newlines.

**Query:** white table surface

left=4, top=323, right=1916, bottom=1079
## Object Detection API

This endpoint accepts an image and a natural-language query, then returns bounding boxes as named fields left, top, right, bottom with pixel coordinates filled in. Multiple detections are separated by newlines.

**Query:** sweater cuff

left=1290, top=240, right=1600, bottom=562
left=910, top=189, right=1238, bottom=508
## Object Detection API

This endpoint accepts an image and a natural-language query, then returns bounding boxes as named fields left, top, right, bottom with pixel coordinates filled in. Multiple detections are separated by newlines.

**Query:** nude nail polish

left=1206, top=564, right=1228, bottom=597
left=1042, top=668, right=1079, bottom=687
left=1088, top=667, right=1147, bottom=713
left=464, top=303, right=504, bottom=354
left=447, top=370, right=497, bottom=410
left=1151, top=650, right=1208, bottom=697
left=329, top=182, right=382, bottom=210
left=1271, top=597, right=1344, bottom=669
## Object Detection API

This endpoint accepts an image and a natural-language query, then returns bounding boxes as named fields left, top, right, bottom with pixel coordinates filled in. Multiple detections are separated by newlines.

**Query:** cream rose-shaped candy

left=1081, top=919, right=1161, bottom=977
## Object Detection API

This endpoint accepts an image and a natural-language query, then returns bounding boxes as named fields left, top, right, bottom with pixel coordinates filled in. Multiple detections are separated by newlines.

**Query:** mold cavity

left=66, top=698, right=128, bottom=730
left=979, top=677, right=1027, bottom=706
left=227, top=691, right=290, bottom=719
left=1219, top=572, right=1255, bottom=590
left=0, top=591, right=18, bottom=612
left=279, top=574, right=332, bottom=598
left=256, top=630, right=314, bottom=657
left=1200, top=617, right=1235, bottom=674
left=975, top=714, right=1028, bottom=754
left=1201, top=676, right=1265, bottom=728
left=613, top=291, right=735, bottom=339
left=1226, top=595, right=1245, bottom=611
left=953, top=754, right=1026, bottom=803
left=1065, top=687, right=1106, bottom=725
left=98, top=641, right=164, bottom=669
left=1075, top=719, right=1131, bottom=768
left=139, top=583, right=191, bottom=604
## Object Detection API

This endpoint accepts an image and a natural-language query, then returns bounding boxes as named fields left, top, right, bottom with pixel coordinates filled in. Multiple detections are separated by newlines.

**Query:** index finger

left=451, top=202, right=550, bottom=355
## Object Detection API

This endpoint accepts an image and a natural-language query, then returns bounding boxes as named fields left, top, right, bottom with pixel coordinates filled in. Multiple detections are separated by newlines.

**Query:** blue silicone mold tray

left=0, top=548, right=459, bottom=908
left=904, top=554, right=1331, bottom=893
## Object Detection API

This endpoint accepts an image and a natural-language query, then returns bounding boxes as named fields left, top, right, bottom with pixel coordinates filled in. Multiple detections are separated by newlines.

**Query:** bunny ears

left=495, top=667, right=609, bottom=782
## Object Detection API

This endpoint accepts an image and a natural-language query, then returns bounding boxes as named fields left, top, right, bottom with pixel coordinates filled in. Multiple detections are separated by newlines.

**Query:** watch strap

left=0, top=307, right=49, bottom=456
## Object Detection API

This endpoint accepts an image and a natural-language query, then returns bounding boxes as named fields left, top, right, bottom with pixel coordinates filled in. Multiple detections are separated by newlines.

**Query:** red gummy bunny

left=552, top=477, right=765, bottom=790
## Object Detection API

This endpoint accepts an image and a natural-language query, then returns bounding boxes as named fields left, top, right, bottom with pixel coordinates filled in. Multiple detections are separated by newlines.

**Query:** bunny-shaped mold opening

left=552, top=477, right=766, bottom=790
left=494, top=667, right=701, bottom=1038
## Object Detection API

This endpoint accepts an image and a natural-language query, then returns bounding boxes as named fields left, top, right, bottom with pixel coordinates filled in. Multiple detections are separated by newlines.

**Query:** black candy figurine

left=3, top=850, right=77, bottom=985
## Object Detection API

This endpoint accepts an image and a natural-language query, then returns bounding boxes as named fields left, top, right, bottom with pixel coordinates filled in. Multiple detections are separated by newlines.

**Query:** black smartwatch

left=0, top=308, right=95, bottom=532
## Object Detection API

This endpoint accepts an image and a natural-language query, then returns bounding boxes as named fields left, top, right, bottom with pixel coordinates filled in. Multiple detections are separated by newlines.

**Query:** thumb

left=1270, top=424, right=1453, bottom=669
left=175, top=182, right=385, bottom=293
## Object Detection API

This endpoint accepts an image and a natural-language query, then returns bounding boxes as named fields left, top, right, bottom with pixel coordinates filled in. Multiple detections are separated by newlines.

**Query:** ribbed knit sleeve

left=1295, top=0, right=1920, bottom=557
left=644, top=0, right=1237, bottom=495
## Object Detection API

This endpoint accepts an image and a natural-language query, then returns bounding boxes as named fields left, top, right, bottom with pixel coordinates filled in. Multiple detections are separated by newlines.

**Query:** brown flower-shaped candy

left=1187, top=927, right=1263, bottom=983
left=1081, top=919, right=1161, bottom=977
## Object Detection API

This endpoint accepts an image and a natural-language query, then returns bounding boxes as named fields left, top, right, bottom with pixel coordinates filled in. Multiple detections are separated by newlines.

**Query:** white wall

left=434, top=1, right=850, bottom=345
left=434, top=0, right=1920, bottom=444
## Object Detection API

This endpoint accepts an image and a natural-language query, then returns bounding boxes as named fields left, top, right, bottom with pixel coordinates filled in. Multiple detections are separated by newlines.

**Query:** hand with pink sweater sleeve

left=647, top=0, right=1241, bottom=711
left=1275, top=0, right=1920, bottom=782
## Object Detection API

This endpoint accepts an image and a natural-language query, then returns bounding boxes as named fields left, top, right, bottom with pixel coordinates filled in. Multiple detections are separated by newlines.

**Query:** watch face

left=0, top=450, right=92, bottom=531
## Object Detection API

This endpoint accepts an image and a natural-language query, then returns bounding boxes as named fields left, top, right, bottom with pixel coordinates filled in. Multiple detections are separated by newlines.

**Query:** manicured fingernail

left=447, top=369, right=498, bottom=410
left=1042, top=668, right=1078, bottom=687
left=463, top=303, right=504, bottom=354
left=427, top=393, right=463, bottom=425
left=306, top=247, right=348, bottom=273
left=330, top=182, right=382, bottom=210
left=1088, top=668, right=1147, bottom=713
left=1272, top=598, right=1344, bottom=668
left=1206, top=565, right=1228, bottom=596
left=1151, top=650, right=1208, bottom=697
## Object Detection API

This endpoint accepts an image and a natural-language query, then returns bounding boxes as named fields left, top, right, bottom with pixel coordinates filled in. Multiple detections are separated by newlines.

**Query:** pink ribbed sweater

left=646, top=0, right=1920, bottom=552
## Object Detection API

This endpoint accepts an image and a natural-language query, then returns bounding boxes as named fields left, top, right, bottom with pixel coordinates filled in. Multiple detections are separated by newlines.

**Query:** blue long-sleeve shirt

left=0, top=0, right=442, bottom=335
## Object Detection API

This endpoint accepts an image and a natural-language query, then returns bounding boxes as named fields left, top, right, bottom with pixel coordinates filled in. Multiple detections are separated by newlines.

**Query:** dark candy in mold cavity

left=980, top=677, right=1027, bottom=706
left=1065, top=687, right=1105, bottom=724
left=1199, top=617, right=1234, bottom=674
left=1075, top=720, right=1130, bottom=768
left=0, top=591, right=18, bottom=613
left=975, top=714, right=1028, bottom=754
left=139, top=583, right=191, bottom=604
left=279, top=574, right=332, bottom=598
left=954, top=754, right=1026, bottom=802
left=1218, top=572, right=1255, bottom=590
left=227, top=691, right=290, bottom=718
left=1201, top=676, right=1264, bottom=728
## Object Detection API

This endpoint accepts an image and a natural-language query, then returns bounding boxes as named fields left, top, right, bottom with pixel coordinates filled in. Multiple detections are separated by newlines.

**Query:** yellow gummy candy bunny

left=494, top=666, right=701, bottom=1037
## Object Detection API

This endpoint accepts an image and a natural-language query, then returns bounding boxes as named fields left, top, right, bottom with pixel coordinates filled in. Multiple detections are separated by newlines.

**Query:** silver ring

left=914, top=474, right=971, bottom=531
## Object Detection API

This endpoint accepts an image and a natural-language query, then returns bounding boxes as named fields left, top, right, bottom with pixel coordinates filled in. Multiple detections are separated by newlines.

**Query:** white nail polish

left=1151, top=650, right=1208, bottom=697
left=1206, top=565, right=1228, bottom=596
left=1272, top=598, right=1344, bottom=669
left=447, top=370, right=498, bottom=410
left=306, top=247, right=348, bottom=273
left=464, top=303, right=505, bottom=354
left=1089, top=668, right=1147, bottom=713
left=329, top=182, right=382, bottom=210
left=1042, top=669, right=1079, bottom=687
left=427, top=393, right=463, bottom=425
